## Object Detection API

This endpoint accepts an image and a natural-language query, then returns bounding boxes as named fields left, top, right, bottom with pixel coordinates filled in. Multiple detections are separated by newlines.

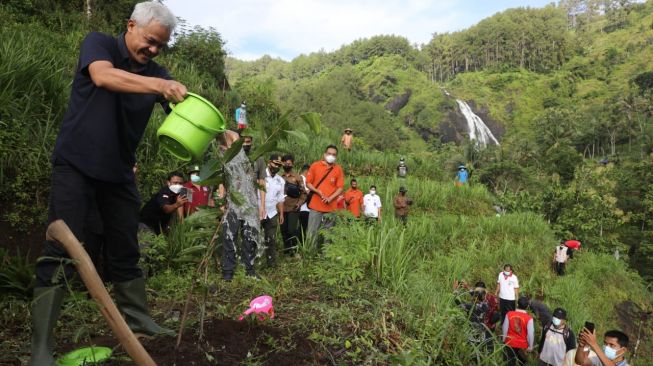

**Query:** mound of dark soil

left=67, top=319, right=324, bottom=366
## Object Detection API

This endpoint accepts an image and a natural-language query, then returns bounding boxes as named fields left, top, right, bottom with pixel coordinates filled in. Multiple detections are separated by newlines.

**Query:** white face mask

left=370, top=190, right=376, bottom=195
left=503, top=271, right=511, bottom=276
left=169, top=184, right=183, bottom=194
left=325, top=154, right=336, bottom=164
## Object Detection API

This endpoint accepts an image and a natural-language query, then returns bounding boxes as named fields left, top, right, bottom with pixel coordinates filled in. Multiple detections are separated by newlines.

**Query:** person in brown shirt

left=340, top=128, right=353, bottom=151
left=280, top=154, right=306, bottom=255
left=393, top=186, right=412, bottom=225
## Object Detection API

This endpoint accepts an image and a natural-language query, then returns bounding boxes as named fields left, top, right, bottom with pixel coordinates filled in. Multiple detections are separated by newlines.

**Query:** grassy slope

left=4, top=177, right=650, bottom=365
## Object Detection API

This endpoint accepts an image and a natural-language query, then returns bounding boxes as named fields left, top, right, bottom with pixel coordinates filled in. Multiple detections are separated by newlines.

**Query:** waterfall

left=455, top=99, right=500, bottom=147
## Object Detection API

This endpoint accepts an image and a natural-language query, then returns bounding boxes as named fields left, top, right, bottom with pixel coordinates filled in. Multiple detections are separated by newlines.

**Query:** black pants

left=555, top=262, right=566, bottom=276
left=221, top=209, right=258, bottom=276
left=261, top=214, right=279, bottom=266
left=503, top=346, right=527, bottom=366
left=280, top=211, right=300, bottom=254
left=298, top=211, right=309, bottom=243
left=499, top=298, right=516, bottom=323
left=36, top=160, right=142, bottom=287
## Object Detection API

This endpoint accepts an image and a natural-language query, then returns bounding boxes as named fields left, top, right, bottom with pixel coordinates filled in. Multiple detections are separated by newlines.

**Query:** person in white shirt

left=495, top=264, right=520, bottom=323
left=362, top=185, right=382, bottom=223
left=553, top=241, right=571, bottom=276
left=261, top=154, right=285, bottom=267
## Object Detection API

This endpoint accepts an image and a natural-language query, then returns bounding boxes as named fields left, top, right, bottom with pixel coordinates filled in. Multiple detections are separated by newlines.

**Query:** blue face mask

left=603, top=345, right=619, bottom=360
left=552, top=317, right=562, bottom=327
left=190, top=174, right=200, bottom=183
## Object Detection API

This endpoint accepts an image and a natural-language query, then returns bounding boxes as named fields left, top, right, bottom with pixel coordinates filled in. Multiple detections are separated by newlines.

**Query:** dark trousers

left=280, top=211, right=300, bottom=254
left=499, top=298, right=516, bottom=323
left=261, top=214, right=279, bottom=266
left=36, top=160, right=142, bottom=287
left=555, top=262, right=566, bottom=276
left=503, top=346, right=527, bottom=366
left=299, top=211, right=309, bottom=242
left=396, top=214, right=407, bottom=225
left=221, top=209, right=258, bottom=276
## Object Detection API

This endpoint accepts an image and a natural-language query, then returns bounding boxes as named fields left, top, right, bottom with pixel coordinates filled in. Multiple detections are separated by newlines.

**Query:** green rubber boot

left=28, top=286, right=64, bottom=366
left=113, top=277, right=175, bottom=337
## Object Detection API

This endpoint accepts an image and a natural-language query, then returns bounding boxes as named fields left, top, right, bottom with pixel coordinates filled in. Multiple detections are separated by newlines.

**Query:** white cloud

left=163, top=0, right=539, bottom=60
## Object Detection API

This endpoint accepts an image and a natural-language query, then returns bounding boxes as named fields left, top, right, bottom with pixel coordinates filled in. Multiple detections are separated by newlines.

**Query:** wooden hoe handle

left=47, top=219, right=156, bottom=366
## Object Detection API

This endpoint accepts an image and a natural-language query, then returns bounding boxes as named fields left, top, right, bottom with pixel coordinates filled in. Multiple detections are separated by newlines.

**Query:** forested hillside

left=1, top=0, right=653, bottom=364
left=226, top=1, right=653, bottom=281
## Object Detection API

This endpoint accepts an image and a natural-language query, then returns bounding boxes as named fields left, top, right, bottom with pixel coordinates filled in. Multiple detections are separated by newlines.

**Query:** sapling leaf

left=222, top=139, right=244, bottom=164
left=284, top=130, right=309, bottom=144
left=199, top=158, right=221, bottom=182
left=300, top=112, right=322, bottom=135
left=250, top=140, right=277, bottom=162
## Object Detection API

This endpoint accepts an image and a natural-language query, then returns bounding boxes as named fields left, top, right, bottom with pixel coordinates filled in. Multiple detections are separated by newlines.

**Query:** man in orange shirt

left=305, top=145, right=345, bottom=247
left=343, top=179, right=363, bottom=218
left=340, top=128, right=353, bottom=151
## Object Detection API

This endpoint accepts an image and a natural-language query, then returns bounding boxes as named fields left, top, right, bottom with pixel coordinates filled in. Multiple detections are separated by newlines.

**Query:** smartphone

left=178, top=187, right=188, bottom=197
left=584, top=321, right=595, bottom=333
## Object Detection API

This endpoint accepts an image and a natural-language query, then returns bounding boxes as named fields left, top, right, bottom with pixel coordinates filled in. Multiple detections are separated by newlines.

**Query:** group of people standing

left=456, top=264, right=631, bottom=366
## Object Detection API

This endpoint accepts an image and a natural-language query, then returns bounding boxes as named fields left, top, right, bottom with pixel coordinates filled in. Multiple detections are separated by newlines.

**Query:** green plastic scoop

left=56, top=346, right=112, bottom=366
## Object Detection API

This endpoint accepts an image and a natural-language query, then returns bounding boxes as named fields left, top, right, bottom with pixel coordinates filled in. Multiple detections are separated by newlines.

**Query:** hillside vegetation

left=1, top=0, right=652, bottom=365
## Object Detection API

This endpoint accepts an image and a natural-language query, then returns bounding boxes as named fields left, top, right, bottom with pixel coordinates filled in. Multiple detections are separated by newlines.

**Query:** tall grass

left=324, top=178, right=653, bottom=363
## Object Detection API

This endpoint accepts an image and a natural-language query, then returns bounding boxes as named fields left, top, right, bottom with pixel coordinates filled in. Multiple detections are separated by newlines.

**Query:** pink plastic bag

left=239, top=295, right=275, bottom=321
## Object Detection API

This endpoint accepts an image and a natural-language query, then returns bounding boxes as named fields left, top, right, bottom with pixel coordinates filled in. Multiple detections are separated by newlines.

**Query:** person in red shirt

left=502, top=297, right=535, bottom=366
left=305, top=144, right=345, bottom=247
left=181, top=165, right=214, bottom=218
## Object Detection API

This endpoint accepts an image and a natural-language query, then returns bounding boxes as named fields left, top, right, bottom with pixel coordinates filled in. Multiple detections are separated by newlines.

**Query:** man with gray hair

left=29, top=2, right=186, bottom=365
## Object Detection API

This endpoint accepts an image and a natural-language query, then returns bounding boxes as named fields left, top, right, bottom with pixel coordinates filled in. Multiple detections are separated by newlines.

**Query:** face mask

left=283, top=165, right=293, bottom=172
left=552, top=317, right=562, bottom=327
left=269, top=166, right=279, bottom=175
left=603, top=345, right=619, bottom=360
left=243, top=145, right=252, bottom=154
left=190, top=174, right=200, bottom=183
left=169, top=184, right=183, bottom=194
left=370, top=190, right=376, bottom=195
left=503, top=271, right=511, bottom=276
left=325, top=154, right=336, bottom=164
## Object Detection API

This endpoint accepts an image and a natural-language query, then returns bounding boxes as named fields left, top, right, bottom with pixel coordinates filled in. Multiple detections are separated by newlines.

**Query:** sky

left=164, top=0, right=555, bottom=61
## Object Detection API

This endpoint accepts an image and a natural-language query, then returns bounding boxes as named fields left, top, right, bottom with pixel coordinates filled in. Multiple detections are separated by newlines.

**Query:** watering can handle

left=169, top=102, right=224, bottom=135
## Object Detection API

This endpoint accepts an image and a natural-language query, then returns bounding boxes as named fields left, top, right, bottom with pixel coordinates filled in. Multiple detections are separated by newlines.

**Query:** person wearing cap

left=456, top=164, right=469, bottom=186
left=341, top=128, right=353, bottom=151
left=261, top=154, right=286, bottom=267
left=181, top=164, right=215, bottom=218
left=397, top=157, right=408, bottom=178
left=344, top=179, right=364, bottom=218
left=280, top=154, right=306, bottom=255
left=538, top=307, right=576, bottom=366
left=502, top=296, right=535, bottom=366
left=393, top=186, right=412, bottom=225
left=553, top=240, right=571, bottom=276
left=235, top=102, right=248, bottom=130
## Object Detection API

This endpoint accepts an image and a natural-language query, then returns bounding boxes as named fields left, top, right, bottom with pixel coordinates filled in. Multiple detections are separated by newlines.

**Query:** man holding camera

left=139, top=171, right=187, bottom=234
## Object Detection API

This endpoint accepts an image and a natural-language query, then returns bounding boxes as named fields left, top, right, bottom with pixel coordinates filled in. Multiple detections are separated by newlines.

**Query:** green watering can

left=157, top=92, right=226, bottom=161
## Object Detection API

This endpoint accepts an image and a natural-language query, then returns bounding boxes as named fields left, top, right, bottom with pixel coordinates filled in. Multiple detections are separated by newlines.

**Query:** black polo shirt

left=139, top=186, right=177, bottom=235
left=53, top=32, right=171, bottom=183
